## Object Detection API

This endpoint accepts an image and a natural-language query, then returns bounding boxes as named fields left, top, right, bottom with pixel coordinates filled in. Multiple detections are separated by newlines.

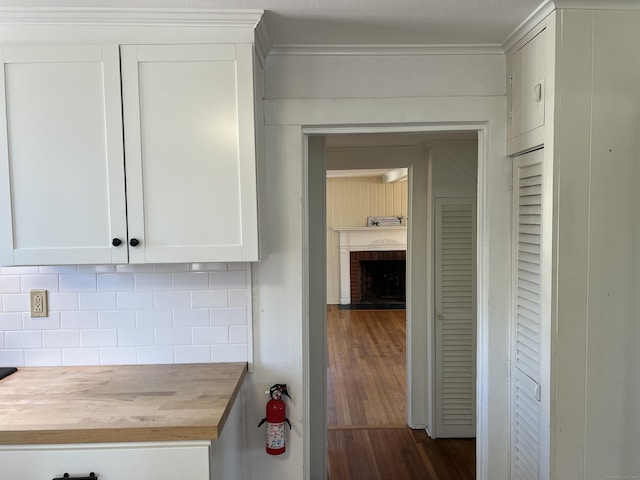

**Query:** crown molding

left=0, top=7, right=264, bottom=28
left=502, top=0, right=555, bottom=52
left=254, top=16, right=272, bottom=67
left=269, top=43, right=504, bottom=56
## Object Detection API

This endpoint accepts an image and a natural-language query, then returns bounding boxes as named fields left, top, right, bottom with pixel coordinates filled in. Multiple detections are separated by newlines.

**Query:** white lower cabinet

left=0, top=441, right=211, bottom=479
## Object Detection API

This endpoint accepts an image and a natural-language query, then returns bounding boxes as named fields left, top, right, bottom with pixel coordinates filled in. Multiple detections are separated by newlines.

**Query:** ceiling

left=0, top=0, right=546, bottom=47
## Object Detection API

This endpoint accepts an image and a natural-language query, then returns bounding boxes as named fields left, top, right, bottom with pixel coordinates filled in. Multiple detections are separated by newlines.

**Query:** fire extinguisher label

left=267, top=422, right=285, bottom=449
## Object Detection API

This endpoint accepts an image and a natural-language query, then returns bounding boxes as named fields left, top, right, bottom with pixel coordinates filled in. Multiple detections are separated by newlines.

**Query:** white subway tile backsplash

left=79, top=292, right=115, bottom=311
left=59, top=274, right=97, bottom=292
left=99, top=347, right=137, bottom=365
left=81, top=329, right=117, bottom=347
left=192, top=290, right=227, bottom=308
left=78, top=265, right=115, bottom=274
left=43, top=330, right=80, bottom=348
left=192, top=326, right=228, bottom=345
left=228, top=289, right=248, bottom=307
left=0, top=276, right=21, bottom=293
left=0, top=263, right=250, bottom=367
left=0, top=349, right=24, bottom=367
left=49, top=293, right=80, bottom=311
left=0, top=312, right=23, bottom=330
left=212, top=344, right=247, bottom=362
left=39, top=266, right=79, bottom=274
left=118, top=328, right=154, bottom=347
left=1, top=266, right=39, bottom=275
left=229, top=326, right=248, bottom=344
left=115, top=264, right=154, bottom=273
left=117, top=292, right=154, bottom=310
left=137, top=346, right=174, bottom=364
left=63, top=348, right=100, bottom=366
left=155, top=327, right=191, bottom=346
left=2, top=294, right=30, bottom=312
left=153, top=264, right=189, bottom=273
left=5, top=330, right=42, bottom=349
left=173, top=309, right=209, bottom=327
left=99, top=311, right=136, bottom=329
left=20, top=274, right=59, bottom=292
left=25, top=349, right=62, bottom=366
left=136, top=310, right=172, bottom=328
left=190, top=263, right=227, bottom=271
left=211, top=307, right=247, bottom=326
left=154, top=291, right=191, bottom=310
left=61, top=311, right=98, bottom=329
left=135, top=273, right=172, bottom=291
left=172, top=272, right=209, bottom=290
left=23, top=312, right=61, bottom=330
left=174, top=345, right=211, bottom=363
left=209, top=270, right=246, bottom=289
left=97, top=274, right=134, bottom=292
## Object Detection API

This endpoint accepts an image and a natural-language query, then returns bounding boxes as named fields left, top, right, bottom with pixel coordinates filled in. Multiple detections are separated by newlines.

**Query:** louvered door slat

left=435, top=198, right=476, bottom=438
left=511, top=148, right=549, bottom=480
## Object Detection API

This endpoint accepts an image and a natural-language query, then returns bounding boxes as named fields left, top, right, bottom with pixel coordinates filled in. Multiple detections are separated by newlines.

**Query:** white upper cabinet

left=0, top=41, right=262, bottom=265
left=508, top=24, right=550, bottom=155
left=121, top=44, right=258, bottom=264
left=0, top=45, right=128, bottom=265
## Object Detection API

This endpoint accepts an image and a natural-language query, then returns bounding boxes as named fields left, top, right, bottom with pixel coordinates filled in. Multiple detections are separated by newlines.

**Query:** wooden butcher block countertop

left=0, top=362, right=247, bottom=445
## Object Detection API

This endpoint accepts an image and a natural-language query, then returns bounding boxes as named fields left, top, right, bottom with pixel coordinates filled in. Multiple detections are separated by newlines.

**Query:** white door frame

left=303, top=123, right=489, bottom=479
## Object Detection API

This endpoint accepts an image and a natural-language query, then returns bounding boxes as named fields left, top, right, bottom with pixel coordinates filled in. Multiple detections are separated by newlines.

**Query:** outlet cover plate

left=30, top=289, right=48, bottom=318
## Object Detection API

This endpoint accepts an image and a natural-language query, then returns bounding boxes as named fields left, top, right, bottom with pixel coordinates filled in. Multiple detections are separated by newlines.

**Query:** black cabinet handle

left=53, top=473, right=97, bottom=480
left=112, top=238, right=122, bottom=247
left=129, top=238, right=140, bottom=247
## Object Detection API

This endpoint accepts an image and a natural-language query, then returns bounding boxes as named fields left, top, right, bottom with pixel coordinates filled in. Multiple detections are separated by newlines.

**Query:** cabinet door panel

left=0, top=45, right=127, bottom=265
left=0, top=441, right=210, bottom=479
left=121, top=44, right=258, bottom=263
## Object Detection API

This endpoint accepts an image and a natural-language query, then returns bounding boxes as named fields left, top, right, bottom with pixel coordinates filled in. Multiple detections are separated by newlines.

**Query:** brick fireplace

left=333, top=226, right=407, bottom=305
left=350, top=250, right=406, bottom=304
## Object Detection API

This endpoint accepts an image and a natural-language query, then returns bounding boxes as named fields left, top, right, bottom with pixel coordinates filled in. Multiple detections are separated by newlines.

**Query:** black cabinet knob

left=129, top=238, right=140, bottom=247
left=112, top=238, right=122, bottom=247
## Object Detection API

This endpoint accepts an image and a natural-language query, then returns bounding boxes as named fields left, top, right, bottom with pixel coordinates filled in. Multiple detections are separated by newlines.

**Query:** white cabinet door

left=434, top=197, right=477, bottom=438
left=0, top=441, right=210, bottom=480
left=509, top=28, right=546, bottom=141
left=0, top=45, right=128, bottom=265
left=510, top=148, right=550, bottom=480
left=120, top=44, right=259, bottom=263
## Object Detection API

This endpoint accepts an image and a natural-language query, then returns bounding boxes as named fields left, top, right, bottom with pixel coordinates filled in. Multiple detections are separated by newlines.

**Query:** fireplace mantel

left=333, top=226, right=407, bottom=304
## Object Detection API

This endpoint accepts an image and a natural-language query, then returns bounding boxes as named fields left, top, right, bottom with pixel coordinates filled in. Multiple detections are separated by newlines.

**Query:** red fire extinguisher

left=258, top=384, right=292, bottom=455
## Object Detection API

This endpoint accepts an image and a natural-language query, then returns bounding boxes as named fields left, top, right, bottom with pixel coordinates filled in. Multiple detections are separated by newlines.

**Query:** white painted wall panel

left=265, top=54, right=506, bottom=99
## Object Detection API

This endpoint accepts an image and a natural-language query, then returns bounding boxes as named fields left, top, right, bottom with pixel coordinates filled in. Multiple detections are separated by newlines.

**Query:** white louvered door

left=511, top=148, right=550, bottom=480
left=434, top=197, right=477, bottom=438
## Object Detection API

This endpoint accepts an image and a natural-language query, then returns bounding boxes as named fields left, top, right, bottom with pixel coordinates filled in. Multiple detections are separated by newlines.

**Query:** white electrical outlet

left=30, top=289, right=48, bottom=318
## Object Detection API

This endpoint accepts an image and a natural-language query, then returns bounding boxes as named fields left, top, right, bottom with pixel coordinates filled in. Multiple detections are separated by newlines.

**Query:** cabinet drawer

left=0, top=441, right=210, bottom=480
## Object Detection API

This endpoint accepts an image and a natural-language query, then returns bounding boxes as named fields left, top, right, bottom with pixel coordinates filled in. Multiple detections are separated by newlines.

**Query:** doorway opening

left=318, top=131, right=479, bottom=478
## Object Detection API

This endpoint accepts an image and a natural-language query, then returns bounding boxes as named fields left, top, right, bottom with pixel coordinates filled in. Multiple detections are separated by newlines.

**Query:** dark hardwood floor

left=327, top=305, right=475, bottom=480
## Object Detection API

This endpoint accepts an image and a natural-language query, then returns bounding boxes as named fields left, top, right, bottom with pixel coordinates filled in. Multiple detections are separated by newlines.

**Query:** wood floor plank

left=327, top=305, right=476, bottom=479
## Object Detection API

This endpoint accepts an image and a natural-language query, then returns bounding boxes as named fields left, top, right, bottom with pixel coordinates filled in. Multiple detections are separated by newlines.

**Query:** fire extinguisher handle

left=258, top=418, right=266, bottom=428
left=285, top=418, right=292, bottom=429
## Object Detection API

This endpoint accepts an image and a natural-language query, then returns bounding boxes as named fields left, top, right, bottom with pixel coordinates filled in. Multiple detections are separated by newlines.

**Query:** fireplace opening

left=360, top=259, right=406, bottom=303
left=348, top=250, right=406, bottom=308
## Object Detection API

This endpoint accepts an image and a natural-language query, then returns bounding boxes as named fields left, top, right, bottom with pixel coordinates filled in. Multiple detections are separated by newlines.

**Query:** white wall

left=553, top=10, right=640, bottom=480
left=247, top=52, right=509, bottom=480
left=0, top=263, right=251, bottom=366
left=431, top=140, right=478, bottom=198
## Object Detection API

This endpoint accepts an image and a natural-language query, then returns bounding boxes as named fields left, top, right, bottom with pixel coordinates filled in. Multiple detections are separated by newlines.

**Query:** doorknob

left=436, top=313, right=444, bottom=321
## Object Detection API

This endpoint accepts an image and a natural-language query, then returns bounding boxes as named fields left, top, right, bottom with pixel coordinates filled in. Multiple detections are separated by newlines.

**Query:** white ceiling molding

left=254, top=17, right=273, bottom=67
left=502, top=0, right=555, bottom=53
left=382, top=168, right=409, bottom=184
left=0, top=7, right=264, bottom=28
left=269, top=44, right=504, bottom=56
left=554, top=0, right=640, bottom=9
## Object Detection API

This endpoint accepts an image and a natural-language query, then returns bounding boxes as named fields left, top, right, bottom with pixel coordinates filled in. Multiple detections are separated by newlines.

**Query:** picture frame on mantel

left=367, top=215, right=405, bottom=227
